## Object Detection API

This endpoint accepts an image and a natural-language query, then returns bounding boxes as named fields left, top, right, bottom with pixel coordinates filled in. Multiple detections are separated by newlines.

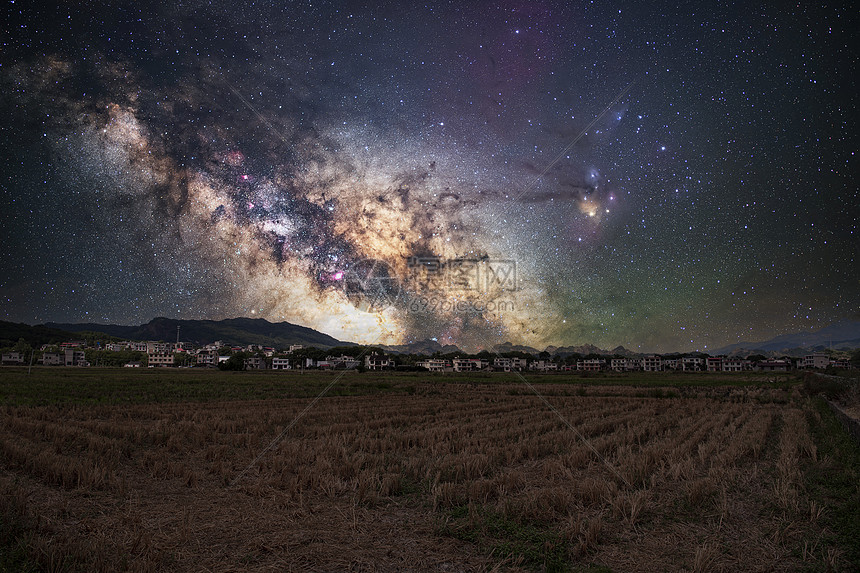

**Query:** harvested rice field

left=1, top=370, right=858, bottom=572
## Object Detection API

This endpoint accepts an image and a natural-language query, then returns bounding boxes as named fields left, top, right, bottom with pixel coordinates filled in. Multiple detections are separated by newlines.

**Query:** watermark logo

left=406, top=296, right=516, bottom=315
left=407, top=256, right=517, bottom=291
left=333, top=256, right=517, bottom=314
left=338, top=258, right=401, bottom=313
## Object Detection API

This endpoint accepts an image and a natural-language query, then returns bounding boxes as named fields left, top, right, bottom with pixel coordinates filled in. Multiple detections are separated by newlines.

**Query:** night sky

left=1, top=1, right=856, bottom=352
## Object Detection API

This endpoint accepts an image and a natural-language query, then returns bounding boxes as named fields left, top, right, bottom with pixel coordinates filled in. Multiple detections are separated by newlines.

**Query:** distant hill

left=43, top=317, right=348, bottom=349
left=0, top=321, right=81, bottom=348
left=380, top=339, right=463, bottom=355
left=711, top=319, right=860, bottom=356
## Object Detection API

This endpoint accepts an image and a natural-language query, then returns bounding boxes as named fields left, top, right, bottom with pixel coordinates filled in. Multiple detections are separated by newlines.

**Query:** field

left=1, top=368, right=859, bottom=572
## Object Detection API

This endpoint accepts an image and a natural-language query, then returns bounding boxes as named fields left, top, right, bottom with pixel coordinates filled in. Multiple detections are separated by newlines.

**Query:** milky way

left=1, top=1, right=856, bottom=351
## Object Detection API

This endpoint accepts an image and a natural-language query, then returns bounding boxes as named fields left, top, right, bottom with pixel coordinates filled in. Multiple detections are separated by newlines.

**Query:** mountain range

left=3, top=317, right=858, bottom=356
left=710, top=319, right=860, bottom=356
left=42, top=317, right=347, bottom=349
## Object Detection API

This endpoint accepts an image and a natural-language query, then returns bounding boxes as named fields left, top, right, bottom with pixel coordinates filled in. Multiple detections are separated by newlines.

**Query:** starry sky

left=1, top=1, right=857, bottom=352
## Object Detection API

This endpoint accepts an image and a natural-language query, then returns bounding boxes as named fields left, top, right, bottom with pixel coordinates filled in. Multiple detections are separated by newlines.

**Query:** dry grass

left=0, top=380, right=843, bottom=571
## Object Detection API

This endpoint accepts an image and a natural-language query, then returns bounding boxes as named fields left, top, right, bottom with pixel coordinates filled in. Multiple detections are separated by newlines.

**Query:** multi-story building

left=365, top=354, right=393, bottom=370
left=754, top=360, right=791, bottom=372
left=577, top=359, right=606, bottom=371
left=1, top=352, right=24, bottom=365
left=643, top=356, right=663, bottom=372
left=800, top=353, right=829, bottom=369
left=327, top=355, right=359, bottom=369
left=682, top=357, right=705, bottom=371
left=147, top=353, right=174, bottom=367
left=417, top=359, right=449, bottom=372
left=41, top=352, right=63, bottom=366
left=64, top=349, right=87, bottom=366
left=530, top=360, right=558, bottom=371
left=272, top=357, right=291, bottom=370
left=244, top=356, right=267, bottom=370
left=706, top=357, right=724, bottom=372
left=453, top=358, right=488, bottom=372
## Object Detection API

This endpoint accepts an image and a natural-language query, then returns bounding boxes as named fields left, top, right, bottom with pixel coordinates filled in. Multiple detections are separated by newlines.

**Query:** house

left=682, top=357, right=705, bottom=371
left=662, top=358, right=682, bottom=371
left=146, top=342, right=175, bottom=354
left=196, top=351, right=217, bottom=367
left=643, top=356, right=663, bottom=372
left=417, top=359, right=449, bottom=372
left=124, top=362, right=142, bottom=368
left=64, top=348, right=87, bottom=367
left=365, top=354, right=393, bottom=370
left=327, top=355, right=359, bottom=369
left=1, top=352, right=24, bottom=365
left=706, top=357, right=723, bottom=372
left=530, top=360, right=558, bottom=372
left=754, top=360, right=791, bottom=372
left=723, top=358, right=749, bottom=372
left=576, top=359, right=606, bottom=371
left=147, top=352, right=174, bottom=367
left=453, top=358, right=488, bottom=372
left=800, top=353, right=829, bottom=369
left=611, top=358, right=642, bottom=372
left=244, top=356, right=267, bottom=370
left=272, top=357, right=291, bottom=370
left=41, top=352, right=63, bottom=366
left=494, top=357, right=527, bottom=371
left=289, top=345, right=304, bottom=353
left=830, top=358, right=851, bottom=369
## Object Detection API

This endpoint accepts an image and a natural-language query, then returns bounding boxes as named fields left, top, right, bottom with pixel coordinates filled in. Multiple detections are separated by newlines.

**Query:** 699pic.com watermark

left=404, top=256, right=517, bottom=315
left=406, top=296, right=516, bottom=315
left=406, top=256, right=517, bottom=291
left=335, top=256, right=517, bottom=314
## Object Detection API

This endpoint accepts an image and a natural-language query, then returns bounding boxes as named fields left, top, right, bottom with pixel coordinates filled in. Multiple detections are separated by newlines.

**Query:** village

left=1, top=338, right=854, bottom=373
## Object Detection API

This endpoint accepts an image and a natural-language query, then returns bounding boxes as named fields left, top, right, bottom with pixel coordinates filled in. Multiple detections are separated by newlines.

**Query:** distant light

left=333, top=271, right=344, bottom=281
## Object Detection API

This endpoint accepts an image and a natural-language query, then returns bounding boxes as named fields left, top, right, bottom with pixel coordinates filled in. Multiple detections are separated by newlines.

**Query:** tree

left=851, top=348, right=860, bottom=368
left=174, top=352, right=194, bottom=367
left=218, top=352, right=248, bottom=371
left=12, top=338, right=32, bottom=355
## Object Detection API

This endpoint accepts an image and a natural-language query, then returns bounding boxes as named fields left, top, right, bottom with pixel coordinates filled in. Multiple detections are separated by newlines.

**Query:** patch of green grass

left=805, top=398, right=860, bottom=570
left=440, top=505, right=571, bottom=572
left=0, top=367, right=416, bottom=406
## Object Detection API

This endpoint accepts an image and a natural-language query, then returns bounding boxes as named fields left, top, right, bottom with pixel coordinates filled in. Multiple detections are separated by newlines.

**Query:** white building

left=64, top=349, right=87, bottom=367
left=801, top=353, right=829, bottom=369
left=453, top=358, right=488, bottom=372
left=365, top=354, right=393, bottom=370
left=723, top=358, right=750, bottom=372
left=682, top=357, right=705, bottom=371
left=147, top=353, right=174, bottom=367
left=272, top=357, right=291, bottom=370
left=577, top=359, right=606, bottom=371
left=1, top=352, right=24, bottom=365
left=643, top=356, right=662, bottom=372
left=530, top=360, right=558, bottom=371
left=417, top=359, right=449, bottom=372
